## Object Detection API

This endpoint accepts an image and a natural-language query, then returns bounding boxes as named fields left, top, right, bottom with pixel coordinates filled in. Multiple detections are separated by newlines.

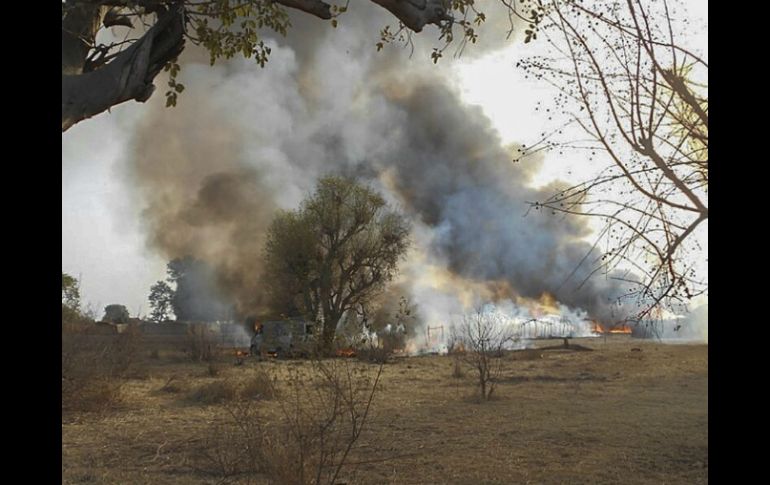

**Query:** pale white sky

left=62, top=1, right=707, bottom=316
left=62, top=104, right=167, bottom=316
left=452, top=0, right=708, bottom=307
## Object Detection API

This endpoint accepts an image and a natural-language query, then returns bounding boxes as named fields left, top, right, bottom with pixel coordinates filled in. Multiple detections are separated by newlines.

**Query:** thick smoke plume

left=130, top=101, right=279, bottom=315
left=127, top=6, right=632, bottom=324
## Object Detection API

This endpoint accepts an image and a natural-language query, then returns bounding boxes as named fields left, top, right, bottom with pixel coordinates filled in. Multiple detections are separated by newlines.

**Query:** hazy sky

left=62, top=1, right=707, bottom=318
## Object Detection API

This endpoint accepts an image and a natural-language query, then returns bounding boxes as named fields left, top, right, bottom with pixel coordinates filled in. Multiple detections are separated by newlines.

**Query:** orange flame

left=515, top=292, right=560, bottom=317
left=592, top=321, right=632, bottom=334
left=335, top=348, right=357, bottom=358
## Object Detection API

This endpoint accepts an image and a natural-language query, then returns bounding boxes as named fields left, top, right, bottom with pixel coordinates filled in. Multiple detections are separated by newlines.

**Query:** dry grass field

left=62, top=335, right=707, bottom=484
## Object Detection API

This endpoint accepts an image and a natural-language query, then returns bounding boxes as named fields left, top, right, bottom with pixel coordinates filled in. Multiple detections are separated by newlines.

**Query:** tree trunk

left=61, top=7, right=185, bottom=131
left=321, top=315, right=338, bottom=356
left=479, top=372, right=486, bottom=400
left=275, top=0, right=331, bottom=19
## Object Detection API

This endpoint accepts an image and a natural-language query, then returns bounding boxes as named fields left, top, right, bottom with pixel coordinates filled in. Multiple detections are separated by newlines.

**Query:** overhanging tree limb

left=62, top=6, right=184, bottom=131
left=370, top=0, right=452, bottom=32
left=62, top=0, right=542, bottom=132
left=274, top=0, right=332, bottom=19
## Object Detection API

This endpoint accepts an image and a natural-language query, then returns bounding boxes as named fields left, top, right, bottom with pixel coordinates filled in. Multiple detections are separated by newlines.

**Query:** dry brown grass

left=62, top=336, right=708, bottom=484
left=239, top=368, right=276, bottom=400
left=186, top=324, right=216, bottom=362
left=177, top=359, right=382, bottom=484
left=61, top=319, right=141, bottom=413
left=158, top=375, right=187, bottom=394
left=450, top=356, right=464, bottom=378
left=188, top=379, right=238, bottom=405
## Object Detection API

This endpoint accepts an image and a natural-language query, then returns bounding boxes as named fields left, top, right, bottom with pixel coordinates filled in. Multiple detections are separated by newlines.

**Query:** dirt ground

left=62, top=335, right=708, bottom=484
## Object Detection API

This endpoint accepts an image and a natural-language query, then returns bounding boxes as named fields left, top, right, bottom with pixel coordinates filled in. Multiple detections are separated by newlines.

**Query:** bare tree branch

left=518, top=0, right=707, bottom=320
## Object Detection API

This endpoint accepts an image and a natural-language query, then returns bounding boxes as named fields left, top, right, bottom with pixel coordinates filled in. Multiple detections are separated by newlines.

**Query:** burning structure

left=120, top=9, right=704, bottom=349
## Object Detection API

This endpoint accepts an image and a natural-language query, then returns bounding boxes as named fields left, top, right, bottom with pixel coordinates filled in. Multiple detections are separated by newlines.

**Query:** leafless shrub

left=62, top=318, right=140, bottom=412
left=69, top=380, right=124, bottom=412
left=452, top=308, right=515, bottom=401
left=446, top=330, right=462, bottom=355
left=185, top=400, right=263, bottom=481
left=518, top=0, right=708, bottom=320
left=189, top=359, right=383, bottom=484
left=187, top=323, right=215, bottom=362
left=355, top=343, right=391, bottom=364
left=451, top=357, right=465, bottom=379
left=107, top=324, right=141, bottom=375
left=239, top=368, right=276, bottom=401
left=159, top=376, right=186, bottom=394
left=265, top=359, right=383, bottom=484
left=188, top=380, right=238, bottom=405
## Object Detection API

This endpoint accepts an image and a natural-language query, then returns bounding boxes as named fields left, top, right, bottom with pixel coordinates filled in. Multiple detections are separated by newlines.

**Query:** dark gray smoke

left=129, top=98, right=279, bottom=315
left=167, top=256, right=235, bottom=321
left=126, top=5, right=631, bottom=322
left=362, top=84, right=630, bottom=322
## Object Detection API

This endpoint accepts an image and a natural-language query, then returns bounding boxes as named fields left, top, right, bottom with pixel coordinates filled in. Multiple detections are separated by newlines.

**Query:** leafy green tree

left=148, top=280, right=175, bottom=322
left=62, top=272, right=84, bottom=324
left=264, top=175, right=410, bottom=355
left=62, top=272, right=81, bottom=311
left=103, top=304, right=130, bottom=324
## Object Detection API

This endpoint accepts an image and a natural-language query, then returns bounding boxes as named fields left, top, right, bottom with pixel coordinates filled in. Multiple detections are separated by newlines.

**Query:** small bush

left=159, top=376, right=186, bottom=394
left=62, top=317, right=139, bottom=413
left=189, top=380, right=237, bottom=405
left=453, top=309, right=515, bottom=401
left=186, top=359, right=384, bottom=484
left=356, top=345, right=390, bottom=363
left=187, top=324, right=215, bottom=362
left=71, top=380, right=124, bottom=412
left=239, top=369, right=276, bottom=400
left=451, top=357, right=465, bottom=378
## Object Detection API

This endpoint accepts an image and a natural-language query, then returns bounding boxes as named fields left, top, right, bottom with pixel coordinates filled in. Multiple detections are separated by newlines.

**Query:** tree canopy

left=62, top=272, right=81, bottom=311
left=263, top=175, right=410, bottom=354
left=62, top=273, right=84, bottom=323
left=102, top=304, right=130, bottom=323
left=148, top=280, right=175, bottom=322
left=61, top=0, right=541, bottom=131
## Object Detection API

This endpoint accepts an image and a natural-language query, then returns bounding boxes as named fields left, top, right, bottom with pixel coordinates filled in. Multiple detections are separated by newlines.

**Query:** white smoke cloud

left=123, top=6, right=661, bottom=337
